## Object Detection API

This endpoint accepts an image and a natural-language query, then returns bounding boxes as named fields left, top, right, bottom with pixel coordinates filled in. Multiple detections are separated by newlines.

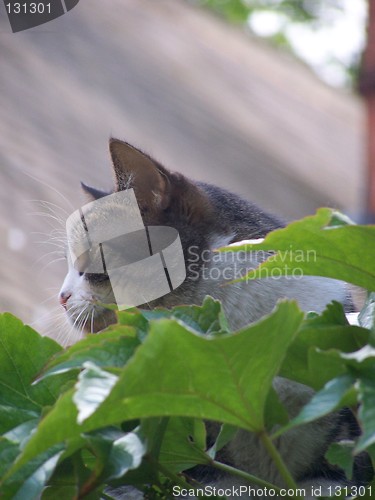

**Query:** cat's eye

left=85, top=273, right=109, bottom=284
left=78, top=272, right=84, bottom=277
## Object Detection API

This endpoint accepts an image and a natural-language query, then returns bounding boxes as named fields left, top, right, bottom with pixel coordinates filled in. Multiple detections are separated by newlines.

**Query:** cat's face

left=59, top=139, right=222, bottom=333
left=59, top=139, right=347, bottom=335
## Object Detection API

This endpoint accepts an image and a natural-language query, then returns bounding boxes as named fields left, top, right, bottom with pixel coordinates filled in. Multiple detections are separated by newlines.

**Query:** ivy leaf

left=274, top=374, right=357, bottom=438
left=158, top=418, right=208, bottom=472
left=84, top=428, right=146, bottom=482
left=4, top=419, right=40, bottom=448
left=325, top=441, right=355, bottom=480
left=142, top=296, right=229, bottom=334
left=73, top=362, right=118, bottom=424
left=1, top=445, right=64, bottom=499
left=84, top=301, right=302, bottom=432
left=0, top=314, right=64, bottom=413
left=42, top=449, right=92, bottom=498
left=39, top=332, right=140, bottom=380
left=356, top=375, right=375, bottom=453
left=358, top=292, right=375, bottom=345
left=0, top=439, right=20, bottom=479
left=220, top=208, right=375, bottom=291
left=9, top=301, right=302, bottom=474
left=207, top=423, right=237, bottom=460
left=104, top=432, right=145, bottom=480
left=280, top=302, right=369, bottom=390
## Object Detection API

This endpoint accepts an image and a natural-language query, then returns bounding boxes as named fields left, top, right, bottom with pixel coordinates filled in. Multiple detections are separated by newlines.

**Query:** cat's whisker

left=37, top=257, right=66, bottom=274
left=28, top=209, right=66, bottom=222
left=48, top=315, right=75, bottom=347
left=81, top=312, right=91, bottom=334
left=21, top=171, right=75, bottom=210
left=34, top=242, right=66, bottom=255
left=75, top=309, right=92, bottom=337
left=32, top=229, right=66, bottom=240
left=33, top=250, right=65, bottom=267
left=30, top=307, right=74, bottom=346
left=70, top=304, right=90, bottom=332
left=51, top=313, right=74, bottom=346
left=30, top=305, right=60, bottom=327
left=29, top=199, right=70, bottom=217
left=31, top=312, right=70, bottom=338
left=36, top=294, right=60, bottom=308
left=90, top=310, right=94, bottom=334
left=28, top=212, right=66, bottom=230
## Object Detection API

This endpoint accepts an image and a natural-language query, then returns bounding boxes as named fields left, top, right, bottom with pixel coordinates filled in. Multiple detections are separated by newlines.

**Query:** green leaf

left=204, top=0, right=249, bottom=23
left=0, top=314, right=64, bottom=415
left=356, top=375, right=375, bottom=453
left=280, top=302, right=369, bottom=389
left=158, top=418, right=208, bottom=472
left=5, top=390, right=79, bottom=480
left=306, top=348, right=347, bottom=390
left=73, top=362, right=118, bottom=423
left=207, top=423, right=237, bottom=460
left=0, top=438, right=20, bottom=478
left=0, top=405, right=39, bottom=435
left=85, top=301, right=302, bottom=432
left=40, top=333, right=140, bottom=379
left=263, top=387, right=289, bottom=429
left=105, top=432, right=146, bottom=480
left=358, top=292, right=375, bottom=344
left=43, top=450, right=92, bottom=497
left=11, top=301, right=302, bottom=473
left=12, top=450, right=63, bottom=500
left=1, top=445, right=64, bottom=499
left=325, top=441, right=355, bottom=480
left=341, top=345, right=375, bottom=369
left=142, top=296, right=229, bottom=334
left=42, top=486, right=78, bottom=499
left=116, top=308, right=149, bottom=333
left=84, top=428, right=146, bottom=482
left=278, top=374, right=357, bottom=435
left=4, top=418, right=40, bottom=447
left=221, top=208, right=375, bottom=291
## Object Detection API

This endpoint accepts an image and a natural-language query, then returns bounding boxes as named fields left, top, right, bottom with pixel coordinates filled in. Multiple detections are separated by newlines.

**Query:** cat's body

left=60, top=139, right=368, bottom=498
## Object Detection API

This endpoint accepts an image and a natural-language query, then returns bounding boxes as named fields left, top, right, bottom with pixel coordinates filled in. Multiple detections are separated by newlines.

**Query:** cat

left=59, top=139, right=370, bottom=498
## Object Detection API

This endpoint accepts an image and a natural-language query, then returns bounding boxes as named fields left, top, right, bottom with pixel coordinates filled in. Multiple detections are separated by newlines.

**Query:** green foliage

left=0, top=209, right=375, bottom=498
left=189, top=0, right=363, bottom=87
left=223, top=208, right=375, bottom=291
left=194, top=0, right=325, bottom=25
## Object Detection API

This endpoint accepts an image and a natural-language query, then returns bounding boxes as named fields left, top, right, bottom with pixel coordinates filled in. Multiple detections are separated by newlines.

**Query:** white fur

left=182, top=238, right=346, bottom=330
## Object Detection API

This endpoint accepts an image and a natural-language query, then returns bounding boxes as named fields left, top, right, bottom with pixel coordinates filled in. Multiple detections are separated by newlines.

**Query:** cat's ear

left=81, top=182, right=110, bottom=201
left=109, top=138, right=170, bottom=210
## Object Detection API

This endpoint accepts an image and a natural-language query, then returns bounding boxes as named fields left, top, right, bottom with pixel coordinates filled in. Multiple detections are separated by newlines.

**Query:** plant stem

left=259, top=431, right=303, bottom=499
left=210, top=460, right=282, bottom=493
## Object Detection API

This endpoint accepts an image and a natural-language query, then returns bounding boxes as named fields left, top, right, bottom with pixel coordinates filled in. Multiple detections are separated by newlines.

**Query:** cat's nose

left=59, top=291, right=72, bottom=310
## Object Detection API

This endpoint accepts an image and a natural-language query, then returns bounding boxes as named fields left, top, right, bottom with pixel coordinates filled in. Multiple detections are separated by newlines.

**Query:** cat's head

left=59, top=138, right=227, bottom=333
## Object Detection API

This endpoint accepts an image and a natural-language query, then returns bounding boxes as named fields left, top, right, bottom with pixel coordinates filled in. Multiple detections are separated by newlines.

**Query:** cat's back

left=196, top=181, right=284, bottom=240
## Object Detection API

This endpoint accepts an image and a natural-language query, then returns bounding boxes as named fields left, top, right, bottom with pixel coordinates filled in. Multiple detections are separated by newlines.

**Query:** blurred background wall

left=0, top=0, right=365, bottom=340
